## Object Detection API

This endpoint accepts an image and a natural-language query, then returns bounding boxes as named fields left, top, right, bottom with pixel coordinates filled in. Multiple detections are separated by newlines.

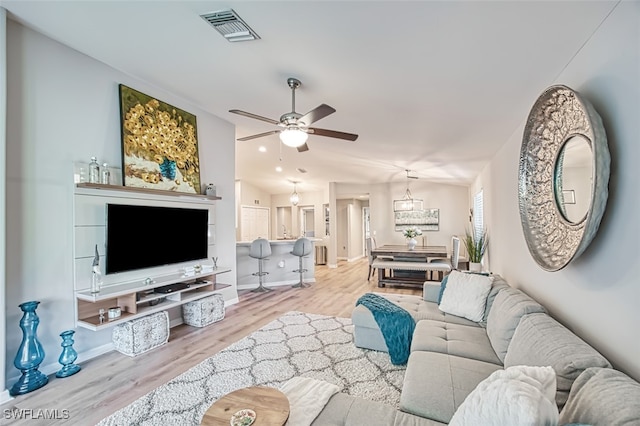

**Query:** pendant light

left=290, top=181, right=300, bottom=206
left=393, top=170, right=423, bottom=212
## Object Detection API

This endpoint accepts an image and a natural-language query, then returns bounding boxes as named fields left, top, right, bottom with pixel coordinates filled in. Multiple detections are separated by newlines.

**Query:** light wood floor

left=0, top=258, right=421, bottom=425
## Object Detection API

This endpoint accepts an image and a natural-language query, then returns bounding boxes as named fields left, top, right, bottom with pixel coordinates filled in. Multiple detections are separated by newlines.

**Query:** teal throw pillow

left=438, top=275, right=449, bottom=304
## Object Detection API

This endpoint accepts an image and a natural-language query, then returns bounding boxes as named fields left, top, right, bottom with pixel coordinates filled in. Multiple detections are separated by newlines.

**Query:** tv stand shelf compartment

left=76, top=268, right=231, bottom=331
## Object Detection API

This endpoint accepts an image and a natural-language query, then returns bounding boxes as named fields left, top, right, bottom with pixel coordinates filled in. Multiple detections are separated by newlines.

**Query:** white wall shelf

left=75, top=182, right=221, bottom=201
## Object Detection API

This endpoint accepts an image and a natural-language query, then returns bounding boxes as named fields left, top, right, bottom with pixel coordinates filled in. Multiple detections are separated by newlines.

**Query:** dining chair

left=366, top=237, right=376, bottom=280
left=430, top=236, right=460, bottom=281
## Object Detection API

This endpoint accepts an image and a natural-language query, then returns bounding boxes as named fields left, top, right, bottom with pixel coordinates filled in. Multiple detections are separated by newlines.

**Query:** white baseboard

left=6, top=342, right=114, bottom=387
left=224, top=297, right=239, bottom=306
left=170, top=317, right=184, bottom=328
left=347, top=255, right=364, bottom=262
left=0, top=389, right=13, bottom=405
left=328, top=264, right=338, bottom=268
left=4, top=299, right=244, bottom=387
left=76, top=342, right=114, bottom=365
left=237, top=278, right=317, bottom=291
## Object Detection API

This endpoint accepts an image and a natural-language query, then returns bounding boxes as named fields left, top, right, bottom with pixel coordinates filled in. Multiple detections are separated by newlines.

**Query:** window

left=473, top=189, right=484, bottom=239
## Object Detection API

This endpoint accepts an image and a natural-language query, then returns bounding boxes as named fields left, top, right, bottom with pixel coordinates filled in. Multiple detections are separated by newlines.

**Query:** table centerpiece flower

left=403, top=226, right=422, bottom=250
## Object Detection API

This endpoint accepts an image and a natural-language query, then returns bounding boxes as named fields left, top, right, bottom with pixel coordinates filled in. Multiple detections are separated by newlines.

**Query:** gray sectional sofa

left=311, top=275, right=640, bottom=425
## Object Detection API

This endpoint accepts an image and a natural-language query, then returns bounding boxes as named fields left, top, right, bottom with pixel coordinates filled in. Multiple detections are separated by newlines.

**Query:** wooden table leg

left=377, top=268, right=385, bottom=287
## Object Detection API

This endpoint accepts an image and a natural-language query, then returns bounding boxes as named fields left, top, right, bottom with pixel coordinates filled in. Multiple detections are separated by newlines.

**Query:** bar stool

left=249, top=238, right=272, bottom=292
left=291, top=237, right=313, bottom=288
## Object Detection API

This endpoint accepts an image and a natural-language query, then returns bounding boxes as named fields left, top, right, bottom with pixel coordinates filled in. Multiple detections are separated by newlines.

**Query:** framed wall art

left=395, top=208, right=439, bottom=232
left=119, top=84, right=201, bottom=193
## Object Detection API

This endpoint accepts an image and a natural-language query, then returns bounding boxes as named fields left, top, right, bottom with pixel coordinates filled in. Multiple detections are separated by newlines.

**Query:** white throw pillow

left=449, top=365, right=559, bottom=426
left=438, top=270, right=493, bottom=322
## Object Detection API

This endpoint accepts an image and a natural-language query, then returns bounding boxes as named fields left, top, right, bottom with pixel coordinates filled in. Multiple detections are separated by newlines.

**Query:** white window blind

left=473, top=189, right=484, bottom=239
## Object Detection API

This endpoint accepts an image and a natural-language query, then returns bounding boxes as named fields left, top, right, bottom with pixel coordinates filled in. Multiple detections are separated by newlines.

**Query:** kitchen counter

left=236, top=238, right=321, bottom=246
left=236, top=239, right=321, bottom=290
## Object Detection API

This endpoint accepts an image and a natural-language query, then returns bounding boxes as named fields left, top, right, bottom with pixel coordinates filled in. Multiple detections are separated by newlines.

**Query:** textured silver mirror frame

left=519, top=85, right=610, bottom=271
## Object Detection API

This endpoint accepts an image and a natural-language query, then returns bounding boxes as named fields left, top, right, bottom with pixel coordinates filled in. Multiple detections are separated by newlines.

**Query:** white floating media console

left=76, top=268, right=231, bottom=331
left=73, top=183, right=229, bottom=331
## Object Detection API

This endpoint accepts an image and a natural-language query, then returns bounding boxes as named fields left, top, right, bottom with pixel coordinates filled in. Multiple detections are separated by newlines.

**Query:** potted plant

left=464, top=228, right=488, bottom=272
left=403, top=226, right=422, bottom=250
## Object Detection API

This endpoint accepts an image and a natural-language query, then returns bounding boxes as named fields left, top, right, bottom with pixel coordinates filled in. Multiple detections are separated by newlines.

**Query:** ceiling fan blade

left=308, top=127, right=359, bottom=141
left=297, top=143, right=310, bottom=153
left=298, top=104, right=336, bottom=126
left=237, top=130, right=280, bottom=141
left=229, top=109, right=280, bottom=126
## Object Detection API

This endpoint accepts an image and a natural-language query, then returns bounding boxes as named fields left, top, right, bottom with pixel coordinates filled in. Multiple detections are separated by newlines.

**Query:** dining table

left=371, top=245, right=448, bottom=261
left=370, top=244, right=448, bottom=288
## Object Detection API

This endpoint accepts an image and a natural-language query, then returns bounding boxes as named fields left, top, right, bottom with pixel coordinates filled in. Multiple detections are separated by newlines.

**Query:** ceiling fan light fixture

left=279, top=128, right=308, bottom=148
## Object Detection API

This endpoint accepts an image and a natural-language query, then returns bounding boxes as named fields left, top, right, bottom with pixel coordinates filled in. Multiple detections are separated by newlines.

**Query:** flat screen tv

left=105, top=204, right=209, bottom=275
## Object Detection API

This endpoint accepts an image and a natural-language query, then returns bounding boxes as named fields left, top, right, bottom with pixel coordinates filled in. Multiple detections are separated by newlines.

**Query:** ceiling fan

left=229, top=77, right=358, bottom=152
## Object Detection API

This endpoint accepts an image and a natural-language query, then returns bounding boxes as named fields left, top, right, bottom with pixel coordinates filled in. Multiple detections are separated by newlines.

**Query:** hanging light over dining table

left=394, top=170, right=423, bottom=212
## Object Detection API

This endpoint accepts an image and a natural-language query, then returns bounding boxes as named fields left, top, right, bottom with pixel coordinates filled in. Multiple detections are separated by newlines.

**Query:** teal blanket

left=356, top=293, right=416, bottom=365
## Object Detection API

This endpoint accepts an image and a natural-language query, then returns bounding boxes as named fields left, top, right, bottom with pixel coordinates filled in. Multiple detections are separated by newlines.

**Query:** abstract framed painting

left=394, top=208, right=440, bottom=232
left=118, top=84, right=201, bottom=193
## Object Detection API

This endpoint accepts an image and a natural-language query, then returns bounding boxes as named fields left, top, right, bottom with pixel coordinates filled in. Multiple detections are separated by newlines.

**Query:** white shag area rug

left=98, top=311, right=405, bottom=425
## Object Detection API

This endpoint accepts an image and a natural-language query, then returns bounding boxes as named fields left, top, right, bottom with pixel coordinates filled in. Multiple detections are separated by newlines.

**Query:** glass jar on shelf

left=101, top=163, right=110, bottom=185
left=88, top=157, right=100, bottom=183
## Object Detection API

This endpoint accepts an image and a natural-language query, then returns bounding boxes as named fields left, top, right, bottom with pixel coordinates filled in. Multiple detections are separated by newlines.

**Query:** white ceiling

left=2, top=0, right=617, bottom=195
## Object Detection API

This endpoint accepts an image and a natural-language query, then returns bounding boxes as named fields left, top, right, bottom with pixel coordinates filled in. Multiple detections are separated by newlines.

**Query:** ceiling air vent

left=200, top=9, right=260, bottom=42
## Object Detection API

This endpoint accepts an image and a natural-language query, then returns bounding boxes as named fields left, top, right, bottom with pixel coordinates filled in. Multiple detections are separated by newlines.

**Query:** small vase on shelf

left=10, top=301, right=48, bottom=396
left=407, top=238, right=417, bottom=251
left=56, top=330, right=81, bottom=378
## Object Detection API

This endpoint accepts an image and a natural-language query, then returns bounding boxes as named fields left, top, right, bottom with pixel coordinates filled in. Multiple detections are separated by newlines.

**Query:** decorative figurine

left=10, top=301, right=48, bottom=396
left=91, top=245, right=102, bottom=294
left=56, top=330, right=81, bottom=378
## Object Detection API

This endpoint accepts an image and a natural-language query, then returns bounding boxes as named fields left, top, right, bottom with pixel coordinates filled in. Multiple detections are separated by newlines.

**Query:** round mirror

left=519, top=85, right=610, bottom=271
left=554, top=135, right=593, bottom=224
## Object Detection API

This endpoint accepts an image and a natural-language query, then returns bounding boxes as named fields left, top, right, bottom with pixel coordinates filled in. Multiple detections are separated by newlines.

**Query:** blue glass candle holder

left=10, top=301, right=48, bottom=396
left=56, top=330, right=81, bottom=378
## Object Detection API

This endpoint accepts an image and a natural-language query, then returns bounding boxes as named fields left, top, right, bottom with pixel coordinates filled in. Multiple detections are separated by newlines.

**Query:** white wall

left=474, top=2, right=640, bottom=380
left=336, top=199, right=350, bottom=259
left=269, top=190, right=325, bottom=241
left=4, top=20, right=237, bottom=387
left=350, top=200, right=364, bottom=260
left=0, top=7, right=9, bottom=403
left=336, top=181, right=470, bottom=252
left=238, top=180, right=272, bottom=208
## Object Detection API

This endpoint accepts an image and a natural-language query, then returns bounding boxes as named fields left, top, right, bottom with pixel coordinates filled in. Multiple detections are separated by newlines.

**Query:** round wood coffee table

left=201, top=386, right=290, bottom=425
